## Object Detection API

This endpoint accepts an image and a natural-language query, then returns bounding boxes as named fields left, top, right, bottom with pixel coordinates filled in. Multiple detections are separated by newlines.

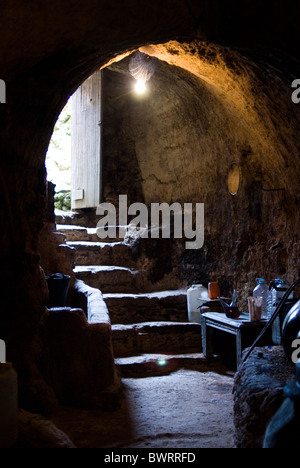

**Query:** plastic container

left=0, top=363, right=18, bottom=448
left=187, top=284, right=209, bottom=323
left=253, top=278, right=269, bottom=319
left=274, top=279, right=293, bottom=305
left=248, top=296, right=263, bottom=322
left=46, top=273, right=71, bottom=308
left=268, top=279, right=294, bottom=317
left=269, top=279, right=295, bottom=344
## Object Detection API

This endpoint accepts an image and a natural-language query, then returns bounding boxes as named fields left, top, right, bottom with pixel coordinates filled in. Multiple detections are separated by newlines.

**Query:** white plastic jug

left=268, top=279, right=294, bottom=344
left=268, top=279, right=294, bottom=318
left=187, top=284, right=209, bottom=323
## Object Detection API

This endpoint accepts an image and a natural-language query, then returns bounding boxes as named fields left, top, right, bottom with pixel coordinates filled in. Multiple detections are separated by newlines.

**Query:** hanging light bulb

left=134, top=79, right=147, bottom=94
left=129, top=51, right=158, bottom=95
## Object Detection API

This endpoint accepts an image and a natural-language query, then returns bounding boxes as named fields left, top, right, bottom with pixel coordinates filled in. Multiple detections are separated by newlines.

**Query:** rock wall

left=102, top=41, right=300, bottom=306
left=0, top=0, right=299, bottom=406
left=233, top=347, right=294, bottom=448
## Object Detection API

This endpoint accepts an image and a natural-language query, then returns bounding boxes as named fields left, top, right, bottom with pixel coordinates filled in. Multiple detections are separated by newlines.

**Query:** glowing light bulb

left=135, top=79, right=146, bottom=94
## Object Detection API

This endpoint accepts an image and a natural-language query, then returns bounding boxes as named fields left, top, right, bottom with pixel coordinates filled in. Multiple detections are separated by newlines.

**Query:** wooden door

left=71, top=70, right=102, bottom=209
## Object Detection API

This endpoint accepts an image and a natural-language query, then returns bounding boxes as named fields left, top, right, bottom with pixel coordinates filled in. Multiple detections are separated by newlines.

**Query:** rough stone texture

left=73, top=280, right=111, bottom=326
left=0, top=0, right=203, bottom=404
left=0, top=0, right=300, bottom=426
left=39, top=228, right=76, bottom=290
left=17, top=409, right=76, bottom=448
left=103, top=290, right=188, bottom=324
left=233, top=346, right=294, bottom=448
left=69, top=241, right=133, bottom=267
left=102, top=42, right=300, bottom=309
left=56, top=225, right=97, bottom=242
left=114, top=353, right=220, bottom=378
left=74, top=266, right=141, bottom=294
left=55, top=210, right=99, bottom=228
left=38, top=307, right=121, bottom=411
left=62, top=224, right=186, bottom=293
left=112, top=321, right=202, bottom=358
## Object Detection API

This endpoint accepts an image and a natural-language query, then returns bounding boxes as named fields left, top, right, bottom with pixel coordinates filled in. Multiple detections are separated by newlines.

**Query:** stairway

left=56, top=222, right=204, bottom=377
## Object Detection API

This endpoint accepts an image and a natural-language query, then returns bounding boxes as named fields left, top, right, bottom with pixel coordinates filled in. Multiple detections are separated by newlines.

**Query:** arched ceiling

left=104, top=40, right=300, bottom=203
left=0, top=0, right=300, bottom=374
left=0, top=1, right=299, bottom=258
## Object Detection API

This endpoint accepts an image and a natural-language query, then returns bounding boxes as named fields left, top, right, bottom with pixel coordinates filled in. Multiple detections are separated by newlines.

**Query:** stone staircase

left=56, top=221, right=205, bottom=377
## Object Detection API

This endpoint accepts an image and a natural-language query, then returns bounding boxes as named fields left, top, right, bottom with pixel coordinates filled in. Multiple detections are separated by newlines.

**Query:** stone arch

left=1, top=1, right=300, bottom=405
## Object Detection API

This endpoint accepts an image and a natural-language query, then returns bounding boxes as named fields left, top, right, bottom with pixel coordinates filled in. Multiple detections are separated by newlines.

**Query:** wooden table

left=201, top=312, right=270, bottom=368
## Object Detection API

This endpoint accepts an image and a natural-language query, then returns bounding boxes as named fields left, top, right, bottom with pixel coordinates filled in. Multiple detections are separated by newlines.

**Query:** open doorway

left=46, top=98, right=72, bottom=211
left=46, top=70, right=103, bottom=214
left=71, top=70, right=103, bottom=210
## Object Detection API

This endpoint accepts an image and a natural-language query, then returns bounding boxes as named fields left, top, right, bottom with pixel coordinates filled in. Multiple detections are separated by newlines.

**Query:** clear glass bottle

left=230, top=289, right=239, bottom=307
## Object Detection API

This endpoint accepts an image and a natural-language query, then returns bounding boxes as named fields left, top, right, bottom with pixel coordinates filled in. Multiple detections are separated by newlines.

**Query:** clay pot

left=224, top=305, right=241, bottom=319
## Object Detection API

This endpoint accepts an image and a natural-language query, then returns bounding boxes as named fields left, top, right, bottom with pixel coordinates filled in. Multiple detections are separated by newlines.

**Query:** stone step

left=114, top=352, right=217, bottom=377
left=56, top=225, right=99, bottom=242
left=73, top=265, right=140, bottom=294
left=67, top=241, right=136, bottom=268
left=111, top=321, right=202, bottom=358
left=104, top=290, right=188, bottom=324
left=56, top=224, right=121, bottom=243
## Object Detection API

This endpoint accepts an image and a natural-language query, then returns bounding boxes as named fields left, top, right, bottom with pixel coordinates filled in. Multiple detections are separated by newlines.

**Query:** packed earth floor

left=52, top=363, right=235, bottom=449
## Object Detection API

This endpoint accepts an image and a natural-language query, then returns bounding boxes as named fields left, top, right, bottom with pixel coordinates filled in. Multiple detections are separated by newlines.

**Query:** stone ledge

left=115, top=352, right=226, bottom=378
left=233, top=346, right=294, bottom=448
left=104, top=290, right=188, bottom=324
left=16, top=409, right=76, bottom=448
left=112, top=321, right=202, bottom=357
left=39, top=279, right=122, bottom=411
left=73, top=279, right=111, bottom=325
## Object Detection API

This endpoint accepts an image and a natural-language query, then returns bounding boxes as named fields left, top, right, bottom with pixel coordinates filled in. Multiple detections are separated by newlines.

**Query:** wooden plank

left=71, top=70, right=102, bottom=209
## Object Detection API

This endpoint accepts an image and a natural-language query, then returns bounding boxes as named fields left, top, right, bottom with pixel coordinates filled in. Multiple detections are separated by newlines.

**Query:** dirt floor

left=52, top=366, right=235, bottom=449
